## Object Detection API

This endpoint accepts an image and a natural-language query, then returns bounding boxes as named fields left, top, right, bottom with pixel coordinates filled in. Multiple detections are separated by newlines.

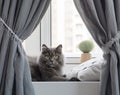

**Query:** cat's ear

left=56, top=44, right=62, bottom=53
left=42, top=44, right=48, bottom=51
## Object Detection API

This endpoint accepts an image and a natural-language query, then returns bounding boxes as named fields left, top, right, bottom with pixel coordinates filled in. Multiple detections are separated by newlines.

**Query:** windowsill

left=32, top=82, right=100, bottom=95
left=64, top=52, right=103, bottom=64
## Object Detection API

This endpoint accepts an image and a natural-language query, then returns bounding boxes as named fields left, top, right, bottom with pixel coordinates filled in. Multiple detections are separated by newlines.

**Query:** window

left=51, top=0, right=103, bottom=60
left=23, top=0, right=103, bottom=63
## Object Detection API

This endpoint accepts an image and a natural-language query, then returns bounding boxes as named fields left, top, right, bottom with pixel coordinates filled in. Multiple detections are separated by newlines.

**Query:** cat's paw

left=69, top=77, right=80, bottom=81
left=62, top=74, right=67, bottom=77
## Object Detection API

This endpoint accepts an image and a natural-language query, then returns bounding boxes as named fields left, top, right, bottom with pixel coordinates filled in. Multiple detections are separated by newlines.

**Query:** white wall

left=23, top=24, right=40, bottom=56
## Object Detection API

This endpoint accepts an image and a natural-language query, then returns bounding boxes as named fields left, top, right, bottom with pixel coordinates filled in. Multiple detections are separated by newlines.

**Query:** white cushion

left=67, top=58, right=104, bottom=81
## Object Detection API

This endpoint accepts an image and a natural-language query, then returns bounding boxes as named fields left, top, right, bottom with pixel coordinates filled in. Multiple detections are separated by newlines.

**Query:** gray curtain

left=73, top=0, right=120, bottom=95
left=0, top=0, right=51, bottom=95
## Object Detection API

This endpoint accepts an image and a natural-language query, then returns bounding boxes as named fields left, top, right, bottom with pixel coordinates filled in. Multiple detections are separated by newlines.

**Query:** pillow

left=67, top=58, right=104, bottom=81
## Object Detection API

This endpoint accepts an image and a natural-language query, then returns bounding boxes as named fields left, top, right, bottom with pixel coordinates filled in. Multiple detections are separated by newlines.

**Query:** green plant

left=78, top=40, right=94, bottom=53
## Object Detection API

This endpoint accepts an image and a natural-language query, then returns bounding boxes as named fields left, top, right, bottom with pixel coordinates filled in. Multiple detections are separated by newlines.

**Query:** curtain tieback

left=0, top=17, right=22, bottom=42
left=102, top=32, right=120, bottom=54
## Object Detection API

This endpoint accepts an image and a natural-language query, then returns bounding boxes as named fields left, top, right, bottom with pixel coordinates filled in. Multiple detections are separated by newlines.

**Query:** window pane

left=51, top=0, right=103, bottom=57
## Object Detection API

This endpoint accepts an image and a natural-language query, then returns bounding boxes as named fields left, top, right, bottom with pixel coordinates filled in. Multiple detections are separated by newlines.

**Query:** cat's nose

left=50, top=61, right=54, bottom=65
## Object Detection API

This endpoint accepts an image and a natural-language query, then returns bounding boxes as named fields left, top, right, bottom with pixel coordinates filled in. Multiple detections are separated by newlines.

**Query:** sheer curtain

left=0, top=0, right=51, bottom=95
left=74, top=0, right=120, bottom=95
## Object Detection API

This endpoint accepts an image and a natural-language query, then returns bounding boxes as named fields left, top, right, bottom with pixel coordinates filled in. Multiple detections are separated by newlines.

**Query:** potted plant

left=78, top=40, right=94, bottom=63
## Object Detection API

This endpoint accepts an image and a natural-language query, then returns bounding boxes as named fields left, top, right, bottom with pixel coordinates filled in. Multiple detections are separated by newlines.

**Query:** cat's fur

left=30, top=44, right=79, bottom=81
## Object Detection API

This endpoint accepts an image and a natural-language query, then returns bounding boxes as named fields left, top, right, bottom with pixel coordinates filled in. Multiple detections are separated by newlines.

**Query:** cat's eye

left=54, top=55, right=58, bottom=59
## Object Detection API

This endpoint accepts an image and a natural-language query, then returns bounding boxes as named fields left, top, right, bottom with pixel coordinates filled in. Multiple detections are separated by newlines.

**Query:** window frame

left=40, top=4, right=81, bottom=64
left=40, top=2, right=103, bottom=64
left=40, top=5, right=52, bottom=49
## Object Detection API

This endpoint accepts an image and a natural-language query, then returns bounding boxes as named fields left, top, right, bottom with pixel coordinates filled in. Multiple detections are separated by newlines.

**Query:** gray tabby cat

left=30, top=44, right=79, bottom=81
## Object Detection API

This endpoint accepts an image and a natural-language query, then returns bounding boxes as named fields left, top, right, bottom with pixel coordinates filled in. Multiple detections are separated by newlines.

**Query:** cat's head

left=39, top=44, right=64, bottom=67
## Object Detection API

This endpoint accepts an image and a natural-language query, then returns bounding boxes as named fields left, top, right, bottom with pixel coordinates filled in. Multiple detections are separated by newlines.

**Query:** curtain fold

left=0, top=0, right=51, bottom=95
left=73, top=0, right=120, bottom=95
